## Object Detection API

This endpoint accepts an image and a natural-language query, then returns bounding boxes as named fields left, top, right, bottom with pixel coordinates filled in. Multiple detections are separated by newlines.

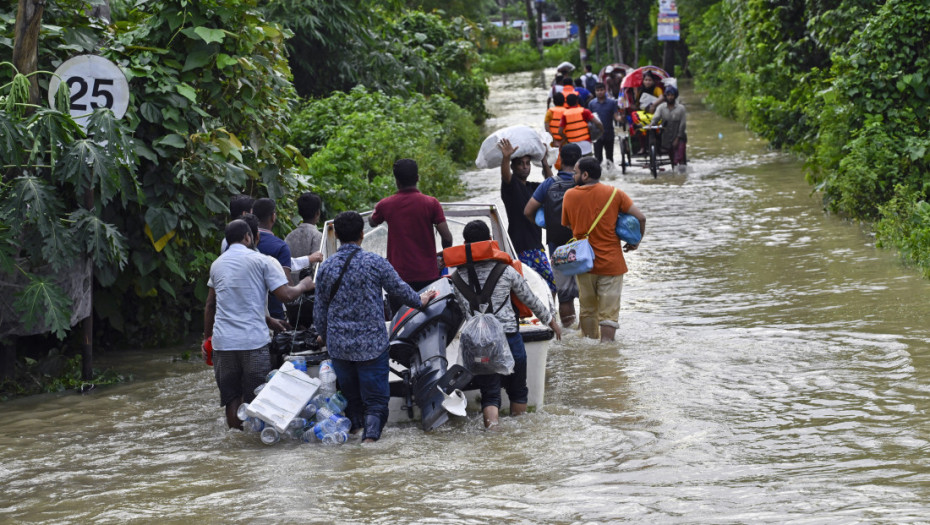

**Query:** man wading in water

left=203, top=219, right=315, bottom=429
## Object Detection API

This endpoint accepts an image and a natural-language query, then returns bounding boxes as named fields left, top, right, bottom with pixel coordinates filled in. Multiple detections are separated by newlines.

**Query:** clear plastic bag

left=459, top=310, right=514, bottom=376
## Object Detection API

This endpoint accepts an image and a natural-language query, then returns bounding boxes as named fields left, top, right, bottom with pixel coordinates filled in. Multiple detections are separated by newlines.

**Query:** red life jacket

left=442, top=240, right=534, bottom=319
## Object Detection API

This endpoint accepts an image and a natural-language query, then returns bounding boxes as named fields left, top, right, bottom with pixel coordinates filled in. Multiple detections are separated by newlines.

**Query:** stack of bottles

left=239, top=359, right=352, bottom=446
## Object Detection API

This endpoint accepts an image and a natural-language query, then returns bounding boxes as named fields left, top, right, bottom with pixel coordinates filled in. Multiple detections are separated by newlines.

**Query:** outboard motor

left=388, top=278, right=471, bottom=431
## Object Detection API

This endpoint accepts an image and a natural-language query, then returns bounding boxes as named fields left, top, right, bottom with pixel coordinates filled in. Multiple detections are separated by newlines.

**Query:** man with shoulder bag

left=561, top=157, right=646, bottom=342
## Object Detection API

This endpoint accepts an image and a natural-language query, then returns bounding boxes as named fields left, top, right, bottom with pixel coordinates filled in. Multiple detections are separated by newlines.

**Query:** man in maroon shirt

left=369, top=158, right=453, bottom=313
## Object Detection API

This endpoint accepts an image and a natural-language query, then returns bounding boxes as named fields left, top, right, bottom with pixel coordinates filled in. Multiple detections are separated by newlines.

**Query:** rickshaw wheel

left=647, top=132, right=659, bottom=178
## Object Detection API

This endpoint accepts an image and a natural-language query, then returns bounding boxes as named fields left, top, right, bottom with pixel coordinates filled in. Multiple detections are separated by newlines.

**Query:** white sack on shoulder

left=475, top=125, right=549, bottom=169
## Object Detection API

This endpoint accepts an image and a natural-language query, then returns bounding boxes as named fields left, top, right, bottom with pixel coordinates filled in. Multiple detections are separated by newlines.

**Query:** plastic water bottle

left=260, top=427, right=280, bottom=445
left=245, top=417, right=265, bottom=433
left=315, top=406, right=351, bottom=433
left=310, top=394, right=328, bottom=409
left=286, top=355, right=307, bottom=372
left=236, top=403, right=250, bottom=422
left=288, top=418, right=310, bottom=431
left=331, top=415, right=351, bottom=433
left=326, top=392, right=348, bottom=414
left=299, top=402, right=318, bottom=419
left=253, top=383, right=265, bottom=396
left=311, top=418, right=337, bottom=438
left=318, top=360, right=336, bottom=397
left=323, top=431, right=348, bottom=445
left=315, top=405, right=335, bottom=422
left=265, top=369, right=277, bottom=382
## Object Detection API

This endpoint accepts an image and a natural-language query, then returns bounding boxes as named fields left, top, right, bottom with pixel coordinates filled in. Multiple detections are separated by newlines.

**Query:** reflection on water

left=2, top=71, right=930, bottom=523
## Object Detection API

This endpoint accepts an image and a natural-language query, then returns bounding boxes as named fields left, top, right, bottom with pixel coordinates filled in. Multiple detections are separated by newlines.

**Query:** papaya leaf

left=12, top=274, right=73, bottom=340
left=56, top=140, right=115, bottom=199
left=0, top=109, right=25, bottom=168
left=28, top=109, right=83, bottom=170
left=70, top=208, right=128, bottom=271
left=2, top=176, right=64, bottom=237
left=41, top=219, right=78, bottom=272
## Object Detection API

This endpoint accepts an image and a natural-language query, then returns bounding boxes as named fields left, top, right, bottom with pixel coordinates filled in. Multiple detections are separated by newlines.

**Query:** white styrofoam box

left=246, top=361, right=321, bottom=432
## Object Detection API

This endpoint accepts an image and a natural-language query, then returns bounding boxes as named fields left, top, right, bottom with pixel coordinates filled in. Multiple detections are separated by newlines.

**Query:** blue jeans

left=473, top=332, right=529, bottom=408
left=331, top=349, right=390, bottom=440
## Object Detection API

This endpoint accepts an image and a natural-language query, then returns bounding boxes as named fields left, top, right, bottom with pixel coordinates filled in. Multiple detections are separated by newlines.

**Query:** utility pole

left=536, top=0, right=545, bottom=58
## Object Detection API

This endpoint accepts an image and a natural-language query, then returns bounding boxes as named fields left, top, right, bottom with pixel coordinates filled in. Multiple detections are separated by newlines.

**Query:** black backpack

left=543, top=177, right=576, bottom=247
left=584, top=73, right=597, bottom=93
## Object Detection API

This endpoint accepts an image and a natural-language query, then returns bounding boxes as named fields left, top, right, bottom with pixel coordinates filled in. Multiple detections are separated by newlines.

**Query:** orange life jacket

left=561, top=85, right=576, bottom=104
left=442, top=240, right=534, bottom=319
left=562, top=106, right=590, bottom=143
left=548, top=106, right=566, bottom=142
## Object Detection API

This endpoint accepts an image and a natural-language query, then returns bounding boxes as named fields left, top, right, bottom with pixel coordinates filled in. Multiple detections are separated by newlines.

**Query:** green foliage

left=876, top=187, right=930, bottom=278
left=689, top=0, right=930, bottom=277
left=480, top=41, right=580, bottom=74
left=11, top=274, right=74, bottom=339
left=0, top=0, right=305, bottom=346
left=287, top=87, right=477, bottom=213
left=266, top=3, right=489, bottom=121
left=0, top=351, right=129, bottom=400
left=0, top=71, right=138, bottom=338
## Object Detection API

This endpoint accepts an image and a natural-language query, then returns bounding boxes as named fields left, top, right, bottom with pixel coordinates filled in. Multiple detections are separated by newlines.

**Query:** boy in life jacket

left=545, top=92, right=567, bottom=147
left=446, top=221, right=561, bottom=429
left=558, top=93, right=603, bottom=158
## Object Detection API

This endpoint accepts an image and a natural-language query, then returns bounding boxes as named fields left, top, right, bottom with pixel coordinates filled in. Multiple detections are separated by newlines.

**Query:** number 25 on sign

left=47, top=55, right=130, bottom=129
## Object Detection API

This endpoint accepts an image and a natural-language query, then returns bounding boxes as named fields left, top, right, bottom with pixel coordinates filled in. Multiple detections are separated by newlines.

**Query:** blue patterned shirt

left=314, top=244, right=421, bottom=361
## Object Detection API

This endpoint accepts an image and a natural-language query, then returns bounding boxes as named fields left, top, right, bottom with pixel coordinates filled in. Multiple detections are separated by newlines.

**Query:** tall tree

left=12, top=0, right=44, bottom=105
left=553, top=0, right=591, bottom=66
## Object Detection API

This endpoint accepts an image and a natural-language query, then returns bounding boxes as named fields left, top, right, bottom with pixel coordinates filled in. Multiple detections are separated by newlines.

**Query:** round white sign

left=47, top=55, right=130, bottom=127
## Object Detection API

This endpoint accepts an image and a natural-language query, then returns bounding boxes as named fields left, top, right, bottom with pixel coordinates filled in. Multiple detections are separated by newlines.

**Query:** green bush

left=876, top=186, right=930, bottom=278
left=690, top=0, right=930, bottom=279
left=480, top=41, right=580, bottom=75
left=267, top=4, right=489, bottom=122
left=288, top=88, right=478, bottom=214
left=1, top=0, right=305, bottom=346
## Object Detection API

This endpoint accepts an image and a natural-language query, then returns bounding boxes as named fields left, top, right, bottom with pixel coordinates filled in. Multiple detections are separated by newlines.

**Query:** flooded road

left=3, top=71, right=930, bottom=523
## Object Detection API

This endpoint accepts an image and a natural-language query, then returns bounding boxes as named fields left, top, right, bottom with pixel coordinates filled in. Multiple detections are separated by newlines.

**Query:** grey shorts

left=213, top=345, right=272, bottom=407
left=552, top=264, right=579, bottom=304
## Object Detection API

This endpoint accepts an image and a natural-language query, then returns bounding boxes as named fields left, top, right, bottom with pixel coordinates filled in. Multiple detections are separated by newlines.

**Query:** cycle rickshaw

left=615, top=66, right=674, bottom=177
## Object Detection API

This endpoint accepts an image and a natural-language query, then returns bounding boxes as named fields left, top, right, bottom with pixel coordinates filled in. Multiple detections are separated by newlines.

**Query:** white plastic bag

left=475, top=125, right=549, bottom=169
left=459, top=310, right=514, bottom=376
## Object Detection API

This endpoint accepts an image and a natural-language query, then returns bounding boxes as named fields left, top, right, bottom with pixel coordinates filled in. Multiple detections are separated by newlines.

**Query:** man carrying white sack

left=498, top=137, right=557, bottom=295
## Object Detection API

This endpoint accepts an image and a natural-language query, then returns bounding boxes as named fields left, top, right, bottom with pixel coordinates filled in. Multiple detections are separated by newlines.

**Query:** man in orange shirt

left=561, top=157, right=646, bottom=341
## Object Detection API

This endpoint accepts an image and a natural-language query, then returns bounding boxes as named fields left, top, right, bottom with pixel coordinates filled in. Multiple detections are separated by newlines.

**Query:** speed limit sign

left=47, top=55, right=130, bottom=128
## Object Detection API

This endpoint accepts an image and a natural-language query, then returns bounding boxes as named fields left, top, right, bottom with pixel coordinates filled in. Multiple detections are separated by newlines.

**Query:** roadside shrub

left=288, top=88, right=476, bottom=213
left=480, top=41, right=580, bottom=75
left=876, top=186, right=930, bottom=278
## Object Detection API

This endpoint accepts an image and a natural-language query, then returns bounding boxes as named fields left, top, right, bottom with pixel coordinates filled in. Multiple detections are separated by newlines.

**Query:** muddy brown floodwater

left=2, top=70, right=929, bottom=524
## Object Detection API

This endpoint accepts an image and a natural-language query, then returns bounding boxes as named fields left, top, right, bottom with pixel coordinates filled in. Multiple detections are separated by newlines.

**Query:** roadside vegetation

left=688, top=0, right=930, bottom=277
left=0, top=0, right=485, bottom=397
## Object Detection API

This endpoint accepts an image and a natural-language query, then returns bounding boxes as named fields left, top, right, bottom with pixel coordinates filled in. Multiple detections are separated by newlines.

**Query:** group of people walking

left=499, top=137, right=646, bottom=344
left=547, top=64, right=688, bottom=170
left=202, top=62, right=659, bottom=442
left=202, top=157, right=567, bottom=439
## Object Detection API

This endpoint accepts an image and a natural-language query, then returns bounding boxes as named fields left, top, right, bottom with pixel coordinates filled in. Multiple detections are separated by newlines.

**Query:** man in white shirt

left=203, top=219, right=315, bottom=429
